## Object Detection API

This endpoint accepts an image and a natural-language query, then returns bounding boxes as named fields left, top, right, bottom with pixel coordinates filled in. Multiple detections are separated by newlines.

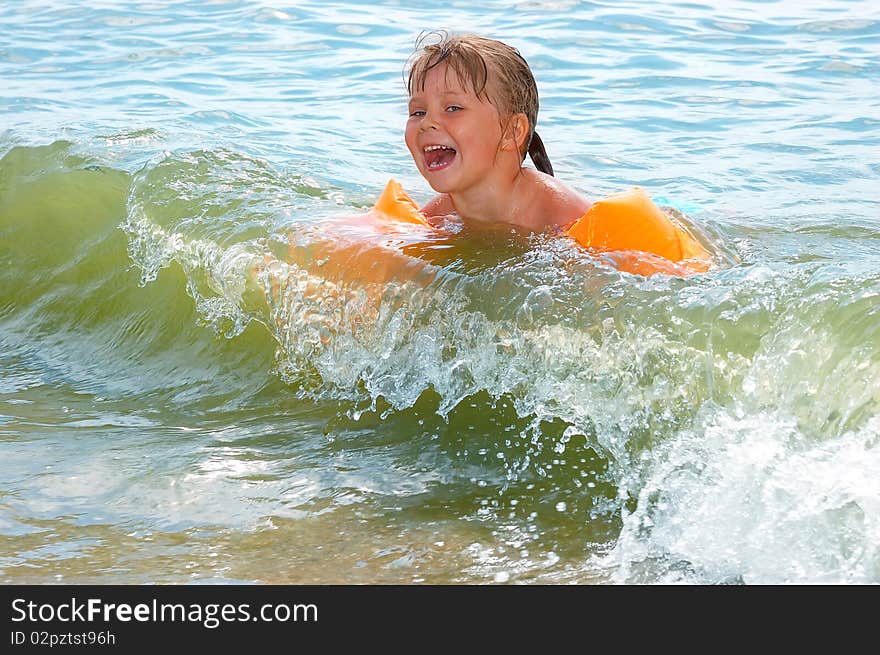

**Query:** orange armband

left=371, top=179, right=431, bottom=226
left=565, top=187, right=711, bottom=276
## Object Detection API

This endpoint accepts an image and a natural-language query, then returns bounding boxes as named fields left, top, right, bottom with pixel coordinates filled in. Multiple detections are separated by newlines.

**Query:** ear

left=503, top=113, right=530, bottom=153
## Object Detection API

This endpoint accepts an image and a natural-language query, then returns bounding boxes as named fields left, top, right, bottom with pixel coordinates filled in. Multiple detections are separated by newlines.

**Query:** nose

left=419, top=111, right=439, bottom=132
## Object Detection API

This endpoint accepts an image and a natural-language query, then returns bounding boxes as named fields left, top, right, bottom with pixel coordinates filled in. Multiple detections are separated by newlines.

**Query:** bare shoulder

left=523, top=169, right=591, bottom=229
left=420, top=193, right=456, bottom=218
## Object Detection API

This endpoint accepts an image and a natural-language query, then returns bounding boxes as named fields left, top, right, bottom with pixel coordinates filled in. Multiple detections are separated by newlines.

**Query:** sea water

left=1, top=0, right=879, bottom=584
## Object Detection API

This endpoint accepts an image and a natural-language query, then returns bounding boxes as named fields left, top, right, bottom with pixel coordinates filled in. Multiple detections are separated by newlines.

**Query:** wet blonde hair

left=405, top=31, right=554, bottom=176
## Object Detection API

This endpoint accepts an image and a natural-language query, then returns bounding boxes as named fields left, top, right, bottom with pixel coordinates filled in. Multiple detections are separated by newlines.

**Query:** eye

left=446, top=105, right=463, bottom=112
left=409, top=109, right=425, bottom=117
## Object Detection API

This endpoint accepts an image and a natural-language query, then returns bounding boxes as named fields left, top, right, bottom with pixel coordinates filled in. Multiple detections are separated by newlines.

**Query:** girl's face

left=405, top=63, right=506, bottom=195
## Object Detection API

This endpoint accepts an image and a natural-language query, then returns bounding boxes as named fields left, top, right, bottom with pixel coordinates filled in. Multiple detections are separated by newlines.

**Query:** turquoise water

left=2, top=0, right=879, bottom=584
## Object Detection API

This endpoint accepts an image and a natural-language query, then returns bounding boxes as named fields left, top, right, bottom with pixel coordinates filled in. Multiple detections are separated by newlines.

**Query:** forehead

left=409, top=62, right=497, bottom=103
left=411, top=63, right=474, bottom=96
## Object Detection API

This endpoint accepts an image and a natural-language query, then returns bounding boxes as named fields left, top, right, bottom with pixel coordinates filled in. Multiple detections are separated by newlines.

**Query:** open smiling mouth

left=424, top=145, right=457, bottom=171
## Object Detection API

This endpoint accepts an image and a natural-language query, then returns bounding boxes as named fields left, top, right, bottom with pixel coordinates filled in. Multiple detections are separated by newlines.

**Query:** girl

left=404, top=31, right=591, bottom=232
left=400, top=31, right=711, bottom=275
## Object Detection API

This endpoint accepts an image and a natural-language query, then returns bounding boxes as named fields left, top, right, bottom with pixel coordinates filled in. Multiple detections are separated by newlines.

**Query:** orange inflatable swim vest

left=370, top=180, right=711, bottom=276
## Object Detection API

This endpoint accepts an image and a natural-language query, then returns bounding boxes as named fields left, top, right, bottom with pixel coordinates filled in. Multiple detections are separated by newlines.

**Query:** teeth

left=423, top=145, right=453, bottom=152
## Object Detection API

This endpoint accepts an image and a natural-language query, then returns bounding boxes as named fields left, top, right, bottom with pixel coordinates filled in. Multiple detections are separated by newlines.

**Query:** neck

left=448, top=161, right=531, bottom=227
